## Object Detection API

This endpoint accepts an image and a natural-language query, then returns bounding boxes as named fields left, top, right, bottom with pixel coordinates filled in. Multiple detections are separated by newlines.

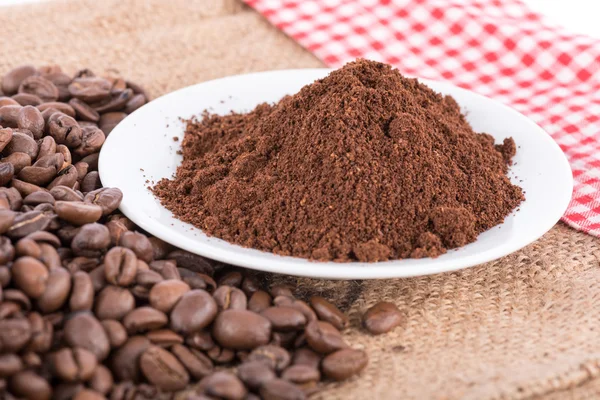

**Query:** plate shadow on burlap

left=1, top=1, right=598, bottom=399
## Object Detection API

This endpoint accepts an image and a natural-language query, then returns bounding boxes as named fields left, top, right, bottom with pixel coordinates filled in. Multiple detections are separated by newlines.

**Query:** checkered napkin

left=244, top=0, right=600, bottom=236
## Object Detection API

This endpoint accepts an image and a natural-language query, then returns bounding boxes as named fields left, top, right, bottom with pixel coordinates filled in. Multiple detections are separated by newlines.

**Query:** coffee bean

left=207, top=345, right=235, bottom=364
left=25, top=311, right=53, bottom=353
left=362, top=301, right=403, bottom=335
left=116, top=231, right=153, bottom=263
left=309, top=296, right=348, bottom=330
left=71, top=223, right=110, bottom=257
left=100, top=319, right=127, bottom=348
left=64, top=312, right=110, bottom=361
left=171, top=343, right=213, bottom=379
left=53, top=383, right=84, bottom=400
left=23, top=190, right=55, bottom=206
left=241, top=275, right=260, bottom=296
left=98, top=112, right=126, bottom=136
left=37, top=267, right=71, bottom=313
left=0, top=354, right=23, bottom=378
left=111, top=335, right=150, bottom=382
left=169, top=289, right=217, bottom=335
left=197, top=371, right=247, bottom=400
left=146, top=329, right=183, bottom=347
left=84, top=188, right=122, bottom=216
left=95, top=285, right=135, bottom=320
left=281, top=364, right=320, bottom=385
left=270, top=284, right=294, bottom=298
left=19, top=76, right=59, bottom=104
left=123, top=306, right=168, bottom=334
left=69, top=78, right=111, bottom=103
left=271, top=331, right=297, bottom=348
left=165, top=249, right=214, bottom=275
left=0, top=318, right=31, bottom=353
left=47, top=112, right=82, bottom=148
left=0, top=208, right=15, bottom=234
left=0, top=96, right=20, bottom=106
left=124, top=93, right=146, bottom=114
left=18, top=165, right=55, bottom=186
left=185, top=330, right=215, bottom=352
left=89, top=364, right=113, bottom=395
left=213, top=285, right=247, bottom=311
left=261, top=307, right=307, bottom=332
left=55, top=201, right=102, bottom=225
left=11, top=256, right=48, bottom=298
left=0, top=163, right=14, bottom=188
left=0, top=265, right=11, bottom=286
left=81, top=171, right=102, bottom=193
left=179, top=269, right=216, bottom=291
left=12, top=93, right=43, bottom=107
left=2, top=65, right=37, bottom=95
left=56, top=144, right=72, bottom=168
left=0, top=105, right=20, bottom=128
left=69, top=98, right=100, bottom=122
left=3, top=289, right=31, bottom=311
left=260, top=378, right=305, bottom=400
left=140, top=346, right=189, bottom=391
left=70, top=271, right=94, bottom=311
left=48, top=165, right=78, bottom=190
left=50, top=347, right=97, bottom=382
left=5, top=131, right=38, bottom=159
left=94, top=89, right=133, bottom=113
left=248, top=345, right=290, bottom=372
left=51, top=185, right=83, bottom=202
left=237, top=360, right=276, bottom=390
left=218, top=270, right=243, bottom=287
left=304, top=321, right=347, bottom=354
left=73, top=389, right=105, bottom=400
left=321, top=348, right=368, bottom=381
left=149, top=279, right=190, bottom=313
left=248, top=290, right=272, bottom=313
left=104, top=246, right=137, bottom=286
left=11, top=178, right=47, bottom=197
left=9, top=370, right=52, bottom=400
left=212, top=309, right=271, bottom=350
left=17, top=105, right=44, bottom=139
left=67, top=255, right=100, bottom=273
left=292, top=348, right=321, bottom=369
left=75, top=126, right=105, bottom=157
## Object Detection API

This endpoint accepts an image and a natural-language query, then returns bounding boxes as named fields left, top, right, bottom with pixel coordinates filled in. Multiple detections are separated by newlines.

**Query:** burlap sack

left=1, top=1, right=598, bottom=398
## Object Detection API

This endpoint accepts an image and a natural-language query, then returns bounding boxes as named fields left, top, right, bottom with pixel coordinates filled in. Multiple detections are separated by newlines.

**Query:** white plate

left=99, top=69, right=572, bottom=280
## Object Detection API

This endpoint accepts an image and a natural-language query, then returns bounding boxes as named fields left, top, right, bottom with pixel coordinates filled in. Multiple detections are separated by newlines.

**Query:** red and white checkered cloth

left=244, top=0, right=600, bottom=236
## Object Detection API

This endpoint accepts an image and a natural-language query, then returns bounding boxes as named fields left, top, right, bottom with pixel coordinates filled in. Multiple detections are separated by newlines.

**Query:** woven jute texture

left=1, top=1, right=598, bottom=399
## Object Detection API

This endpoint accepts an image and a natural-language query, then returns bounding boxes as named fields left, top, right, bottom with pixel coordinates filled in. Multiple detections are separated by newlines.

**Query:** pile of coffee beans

left=0, top=64, right=396, bottom=400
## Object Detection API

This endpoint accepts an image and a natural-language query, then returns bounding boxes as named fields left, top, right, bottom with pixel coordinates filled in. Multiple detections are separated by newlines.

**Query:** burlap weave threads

left=1, top=1, right=597, bottom=398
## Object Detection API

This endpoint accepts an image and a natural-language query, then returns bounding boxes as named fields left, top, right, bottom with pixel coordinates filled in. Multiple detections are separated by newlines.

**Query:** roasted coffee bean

left=0, top=105, right=20, bottom=128
left=23, top=190, right=55, bottom=206
left=248, top=345, right=291, bottom=372
left=11, top=178, right=47, bottom=197
left=135, top=269, right=162, bottom=288
left=309, top=296, right=349, bottom=330
left=73, top=389, right=105, bottom=400
left=218, top=270, right=243, bottom=287
left=52, top=382, right=84, bottom=400
left=48, top=165, right=78, bottom=190
left=248, top=290, right=272, bottom=313
left=213, top=285, right=247, bottom=311
left=19, top=76, right=59, bottom=102
left=304, top=321, right=347, bottom=354
left=111, top=335, right=150, bottom=382
left=81, top=153, right=99, bottom=171
left=123, top=306, right=168, bottom=334
left=17, top=105, right=44, bottom=139
left=179, top=269, right=216, bottom=291
left=260, top=378, right=306, bottom=400
left=98, top=112, right=126, bottom=136
left=12, top=93, right=43, bottom=106
left=89, top=365, right=113, bottom=395
left=292, top=348, right=321, bottom=369
left=0, top=208, right=15, bottom=234
left=69, top=77, right=111, bottom=103
left=56, top=144, right=72, bottom=168
left=146, top=329, right=183, bottom=347
left=11, top=256, right=48, bottom=298
left=50, top=347, right=98, bottom=382
left=0, top=188, right=21, bottom=211
left=55, top=200, right=102, bottom=225
left=281, top=364, right=320, bottom=385
left=3, top=289, right=31, bottom=311
left=171, top=343, right=213, bottom=379
left=81, top=171, right=101, bottom=192
left=0, top=354, right=23, bottom=378
left=118, top=231, right=153, bottom=263
left=64, top=312, right=110, bottom=361
left=100, top=319, right=127, bottom=348
left=89, top=266, right=107, bottom=292
left=5, top=131, right=38, bottom=159
left=105, top=219, right=129, bottom=247
left=207, top=345, right=235, bottom=364
left=2, top=65, right=37, bottom=95
left=0, top=318, right=32, bottom=353
left=241, top=275, right=260, bottom=296
left=0, top=163, right=14, bottom=187
left=148, top=236, right=171, bottom=260
left=0, top=96, right=20, bottom=106
left=104, top=246, right=137, bottom=286
left=82, top=188, right=122, bottom=217
left=170, top=289, right=217, bottom=334
left=362, top=301, right=404, bottom=335
left=95, top=285, right=135, bottom=320
left=212, top=309, right=271, bottom=350
left=149, top=279, right=190, bottom=313
left=261, top=307, right=307, bottom=332
left=321, top=348, right=368, bottom=381
left=18, top=165, right=56, bottom=187
left=9, top=370, right=52, bottom=400
left=69, top=98, right=100, bottom=122
left=47, top=112, right=82, bottom=148
left=20, top=350, right=42, bottom=368
left=197, top=371, right=247, bottom=400
left=270, top=284, right=294, bottom=299
left=94, top=88, right=133, bottom=113
left=75, top=126, right=105, bottom=157
left=74, top=161, right=89, bottom=182
left=124, top=93, right=146, bottom=114
left=37, top=136, right=57, bottom=161
left=70, top=271, right=94, bottom=311
left=186, top=330, right=215, bottom=352
left=166, top=249, right=214, bottom=275
left=0, top=127, right=13, bottom=153
left=51, top=185, right=83, bottom=202
left=237, top=360, right=276, bottom=390
left=140, top=346, right=189, bottom=391
left=71, top=223, right=110, bottom=257
left=37, top=267, right=71, bottom=313
left=271, top=331, right=297, bottom=348
left=0, top=265, right=11, bottom=287
left=25, top=311, right=53, bottom=353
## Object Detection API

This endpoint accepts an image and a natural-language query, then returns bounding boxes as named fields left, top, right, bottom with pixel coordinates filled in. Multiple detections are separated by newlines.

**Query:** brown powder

left=153, top=59, right=523, bottom=262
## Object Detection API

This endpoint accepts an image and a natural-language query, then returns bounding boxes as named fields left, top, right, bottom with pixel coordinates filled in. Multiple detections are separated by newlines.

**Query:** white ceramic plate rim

left=99, top=68, right=573, bottom=280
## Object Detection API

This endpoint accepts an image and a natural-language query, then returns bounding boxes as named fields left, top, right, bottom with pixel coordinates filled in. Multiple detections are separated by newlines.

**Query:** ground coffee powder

left=154, top=59, right=523, bottom=262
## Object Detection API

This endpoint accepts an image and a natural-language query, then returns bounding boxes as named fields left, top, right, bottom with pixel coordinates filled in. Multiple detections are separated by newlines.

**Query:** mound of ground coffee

left=154, top=59, right=523, bottom=262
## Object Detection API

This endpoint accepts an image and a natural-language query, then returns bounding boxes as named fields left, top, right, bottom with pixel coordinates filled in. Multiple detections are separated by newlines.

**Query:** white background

left=0, top=0, right=598, bottom=39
